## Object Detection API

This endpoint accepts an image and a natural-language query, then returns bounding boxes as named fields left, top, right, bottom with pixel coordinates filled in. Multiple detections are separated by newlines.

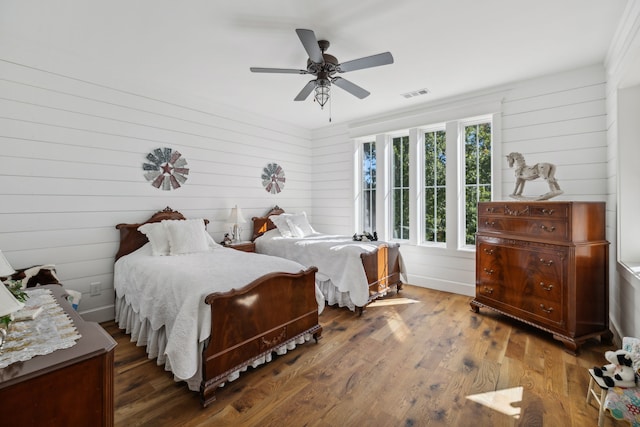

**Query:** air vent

left=401, top=88, right=430, bottom=99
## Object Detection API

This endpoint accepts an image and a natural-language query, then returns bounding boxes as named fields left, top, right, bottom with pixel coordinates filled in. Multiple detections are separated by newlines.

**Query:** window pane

left=436, top=186, right=446, bottom=242
left=436, top=131, right=446, bottom=186
left=401, top=188, right=409, bottom=239
left=393, top=188, right=403, bottom=238
left=478, top=123, right=492, bottom=183
left=465, top=186, right=478, bottom=245
left=463, top=122, right=492, bottom=245
left=465, top=137, right=478, bottom=185
left=424, top=129, right=446, bottom=243
left=424, top=133, right=434, bottom=186
left=362, top=142, right=376, bottom=232
left=424, top=188, right=435, bottom=241
left=401, top=137, right=410, bottom=187
left=392, top=136, right=410, bottom=240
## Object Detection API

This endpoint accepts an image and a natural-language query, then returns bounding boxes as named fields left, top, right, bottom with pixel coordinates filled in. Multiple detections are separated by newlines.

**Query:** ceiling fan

left=250, top=29, right=394, bottom=109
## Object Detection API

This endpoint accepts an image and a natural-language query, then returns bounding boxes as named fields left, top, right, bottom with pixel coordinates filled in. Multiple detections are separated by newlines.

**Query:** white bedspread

left=114, top=243, right=323, bottom=381
left=255, top=229, right=406, bottom=307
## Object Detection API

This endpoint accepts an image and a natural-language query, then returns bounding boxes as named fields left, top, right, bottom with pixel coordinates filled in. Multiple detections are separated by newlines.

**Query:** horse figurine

left=506, top=152, right=563, bottom=200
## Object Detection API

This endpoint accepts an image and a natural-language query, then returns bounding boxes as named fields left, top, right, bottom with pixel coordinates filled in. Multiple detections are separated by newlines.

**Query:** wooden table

left=0, top=285, right=117, bottom=426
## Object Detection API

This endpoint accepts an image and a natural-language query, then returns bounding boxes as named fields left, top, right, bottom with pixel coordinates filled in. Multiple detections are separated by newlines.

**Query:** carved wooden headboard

left=251, top=205, right=285, bottom=241
left=114, top=206, right=209, bottom=260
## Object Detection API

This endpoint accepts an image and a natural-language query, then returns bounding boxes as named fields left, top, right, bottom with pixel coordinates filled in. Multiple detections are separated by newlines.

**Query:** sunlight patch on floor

left=466, top=386, right=523, bottom=419
left=367, top=297, right=420, bottom=308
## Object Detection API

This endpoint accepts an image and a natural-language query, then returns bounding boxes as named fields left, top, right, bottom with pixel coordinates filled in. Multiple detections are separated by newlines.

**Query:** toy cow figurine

left=593, top=349, right=637, bottom=388
left=1, top=264, right=62, bottom=288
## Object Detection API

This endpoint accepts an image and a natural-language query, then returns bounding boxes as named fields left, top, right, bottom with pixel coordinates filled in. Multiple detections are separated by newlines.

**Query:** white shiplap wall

left=310, top=64, right=609, bottom=296
left=0, top=59, right=313, bottom=322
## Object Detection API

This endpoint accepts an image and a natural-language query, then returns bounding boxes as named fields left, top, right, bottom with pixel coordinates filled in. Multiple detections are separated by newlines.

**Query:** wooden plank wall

left=0, top=59, right=313, bottom=322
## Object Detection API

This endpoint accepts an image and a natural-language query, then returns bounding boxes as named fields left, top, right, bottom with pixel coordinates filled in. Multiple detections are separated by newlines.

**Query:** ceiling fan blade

left=337, top=52, right=394, bottom=73
left=332, top=77, right=370, bottom=99
left=250, top=67, right=309, bottom=74
left=294, top=80, right=317, bottom=101
left=296, top=29, right=324, bottom=65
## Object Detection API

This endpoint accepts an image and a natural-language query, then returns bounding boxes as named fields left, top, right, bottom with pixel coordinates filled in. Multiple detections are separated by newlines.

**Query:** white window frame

left=419, top=124, right=447, bottom=247
left=457, top=114, right=501, bottom=250
left=352, top=107, right=502, bottom=254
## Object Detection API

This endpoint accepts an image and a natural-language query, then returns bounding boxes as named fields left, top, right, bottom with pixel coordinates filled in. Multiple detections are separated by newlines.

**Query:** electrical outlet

left=90, top=282, right=101, bottom=296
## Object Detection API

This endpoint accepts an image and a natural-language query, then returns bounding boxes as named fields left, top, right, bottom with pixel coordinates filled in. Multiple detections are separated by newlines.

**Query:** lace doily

left=0, top=288, right=82, bottom=368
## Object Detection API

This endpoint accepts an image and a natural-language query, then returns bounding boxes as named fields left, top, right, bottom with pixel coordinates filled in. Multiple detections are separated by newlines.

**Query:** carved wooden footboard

left=201, top=267, right=321, bottom=406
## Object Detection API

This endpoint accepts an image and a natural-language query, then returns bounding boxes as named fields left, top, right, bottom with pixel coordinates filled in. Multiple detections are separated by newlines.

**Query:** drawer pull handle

left=540, top=224, right=556, bottom=232
left=483, top=268, right=494, bottom=275
left=541, top=209, right=555, bottom=215
left=539, top=258, right=554, bottom=266
left=539, top=304, right=554, bottom=314
left=539, top=282, right=553, bottom=291
left=484, top=221, right=495, bottom=227
left=483, top=286, right=494, bottom=294
left=483, top=248, right=495, bottom=255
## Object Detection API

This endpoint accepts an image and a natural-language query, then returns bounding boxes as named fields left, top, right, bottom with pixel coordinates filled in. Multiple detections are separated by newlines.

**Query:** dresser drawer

left=481, top=202, right=570, bottom=219
left=520, top=296, right=563, bottom=325
left=479, top=216, right=569, bottom=241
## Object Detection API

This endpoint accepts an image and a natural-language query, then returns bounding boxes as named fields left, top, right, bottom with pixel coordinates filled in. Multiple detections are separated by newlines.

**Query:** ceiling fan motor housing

left=307, top=52, right=338, bottom=75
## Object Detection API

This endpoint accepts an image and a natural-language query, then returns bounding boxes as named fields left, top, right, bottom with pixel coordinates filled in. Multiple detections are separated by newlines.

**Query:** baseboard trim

left=79, top=304, right=115, bottom=324
left=406, top=275, right=475, bottom=297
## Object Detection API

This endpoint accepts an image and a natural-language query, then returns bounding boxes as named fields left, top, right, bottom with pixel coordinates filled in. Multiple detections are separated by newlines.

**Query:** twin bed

left=113, top=206, right=404, bottom=406
left=114, top=207, right=322, bottom=407
left=252, top=206, right=404, bottom=314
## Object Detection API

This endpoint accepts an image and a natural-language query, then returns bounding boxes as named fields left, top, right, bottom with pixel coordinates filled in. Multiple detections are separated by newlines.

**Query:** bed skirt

left=316, top=278, right=388, bottom=312
left=114, top=294, right=314, bottom=392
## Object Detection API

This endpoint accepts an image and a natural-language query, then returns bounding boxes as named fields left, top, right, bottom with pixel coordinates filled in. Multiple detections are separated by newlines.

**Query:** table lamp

left=0, top=250, right=23, bottom=350
left=227, top=205, right=247, bottom=242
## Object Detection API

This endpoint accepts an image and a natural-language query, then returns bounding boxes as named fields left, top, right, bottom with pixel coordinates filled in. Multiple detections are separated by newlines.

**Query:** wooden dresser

left=0, top=285, right=116, bottom=426
left=470, top=201, right=610, bottom=354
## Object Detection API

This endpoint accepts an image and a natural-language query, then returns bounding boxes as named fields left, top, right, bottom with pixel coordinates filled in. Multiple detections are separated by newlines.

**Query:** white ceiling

left=0, top=0, right=629, bottom=130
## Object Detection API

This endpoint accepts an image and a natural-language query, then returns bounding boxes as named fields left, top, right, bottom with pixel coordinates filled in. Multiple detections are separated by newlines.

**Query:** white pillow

left=269, top=214, right=295, bottom=238
left=138, top=222, right=171, bottom=256
left=163, top=218, right=210, bottom=255
left=286, top=212, right=315, bottom=237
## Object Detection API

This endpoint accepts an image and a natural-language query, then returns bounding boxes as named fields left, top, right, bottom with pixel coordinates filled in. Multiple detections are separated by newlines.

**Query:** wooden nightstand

left=228, top=241, right=255, bottom=253
left=0, top=285, right=116, bottom=426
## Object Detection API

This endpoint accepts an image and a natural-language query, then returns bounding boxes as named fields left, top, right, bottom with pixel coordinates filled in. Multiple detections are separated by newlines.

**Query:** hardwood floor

left=104, top=285, right=618, bottom=426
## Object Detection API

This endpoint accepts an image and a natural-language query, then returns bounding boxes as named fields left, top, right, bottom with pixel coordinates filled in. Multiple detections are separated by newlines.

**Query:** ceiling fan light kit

left=250, top=28, right=393, bottom=113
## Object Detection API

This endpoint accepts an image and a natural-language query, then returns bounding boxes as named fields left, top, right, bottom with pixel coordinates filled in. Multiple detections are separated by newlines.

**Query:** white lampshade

left=0, top=280, right=24, bottom=317
left=227, top=205, right=247, bottom=225
left=0, top=250, right=15, bottom=278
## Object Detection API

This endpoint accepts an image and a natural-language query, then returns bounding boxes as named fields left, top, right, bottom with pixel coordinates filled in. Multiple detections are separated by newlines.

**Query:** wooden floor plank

left=107, top=285, right=619, bottom=426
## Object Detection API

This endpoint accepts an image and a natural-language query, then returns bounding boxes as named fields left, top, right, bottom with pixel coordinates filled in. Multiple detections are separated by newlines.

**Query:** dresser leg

left=600, top=330, right=613, bottom=345
left=470, top=300, right=480, bottom=313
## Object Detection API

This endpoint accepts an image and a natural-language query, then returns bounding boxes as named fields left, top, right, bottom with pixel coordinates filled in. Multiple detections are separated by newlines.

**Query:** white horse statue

left=506, top=152, right=563, bottom=200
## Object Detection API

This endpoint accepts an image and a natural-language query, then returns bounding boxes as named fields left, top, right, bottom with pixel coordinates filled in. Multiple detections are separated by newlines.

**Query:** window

left=354, top=114, right=495, bottom=251
left=424, top=129, right=447, bottom=243
left=463, top=121, right=492, bottom=245
left=392, top=135, right=410, bottom=239
left=362, top=141, right=376, bottom=232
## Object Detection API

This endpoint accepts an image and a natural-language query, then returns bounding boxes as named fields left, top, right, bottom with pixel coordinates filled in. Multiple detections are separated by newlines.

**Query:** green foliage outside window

left=424, top=130, right=447, bottom=243
left=464, top=122, right=492, bottom=245
left=392, top=136, right=410, bottom=239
